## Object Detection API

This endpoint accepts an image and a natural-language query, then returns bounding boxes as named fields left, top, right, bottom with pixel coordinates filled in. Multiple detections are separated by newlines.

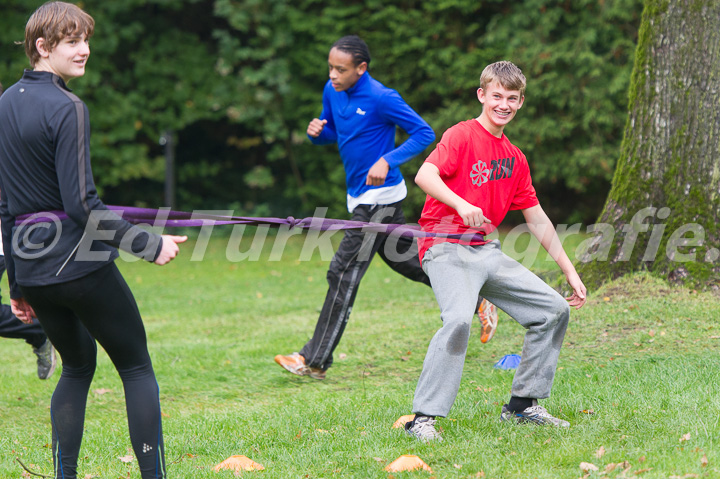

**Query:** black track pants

left=300, top=201, right=431, bottom=370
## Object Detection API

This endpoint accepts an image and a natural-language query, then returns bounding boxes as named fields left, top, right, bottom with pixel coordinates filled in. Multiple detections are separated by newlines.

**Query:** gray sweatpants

left=412, top=241, right=570, bottom=417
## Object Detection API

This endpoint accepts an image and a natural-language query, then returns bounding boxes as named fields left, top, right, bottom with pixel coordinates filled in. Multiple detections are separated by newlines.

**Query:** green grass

left=1, top=229, right=719, bottom=478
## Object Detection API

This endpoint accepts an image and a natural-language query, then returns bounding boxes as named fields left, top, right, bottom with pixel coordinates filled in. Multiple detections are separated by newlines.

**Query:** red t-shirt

left=418, top=119, right=539, bottom=261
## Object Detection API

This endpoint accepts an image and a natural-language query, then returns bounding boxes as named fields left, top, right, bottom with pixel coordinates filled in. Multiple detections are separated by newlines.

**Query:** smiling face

left=476, top=81, right=524, bottom=137
left=327, top=47, right=367, bottom=92
left=35, top=33, right=90, bottom=82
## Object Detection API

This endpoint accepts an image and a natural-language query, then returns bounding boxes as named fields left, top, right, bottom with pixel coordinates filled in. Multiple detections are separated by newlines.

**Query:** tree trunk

left=578, top=0, right=720, bottom=289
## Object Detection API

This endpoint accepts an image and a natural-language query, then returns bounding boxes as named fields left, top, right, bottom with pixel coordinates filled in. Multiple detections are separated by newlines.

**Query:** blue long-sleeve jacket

left=308, top=72, right=435, bottom=198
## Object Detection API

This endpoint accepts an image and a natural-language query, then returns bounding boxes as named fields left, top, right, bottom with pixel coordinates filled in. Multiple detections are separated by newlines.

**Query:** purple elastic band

left=14, top=205, right=485, bottom=241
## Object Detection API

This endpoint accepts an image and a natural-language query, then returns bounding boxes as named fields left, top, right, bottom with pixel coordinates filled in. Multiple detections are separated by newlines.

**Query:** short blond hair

left=25, top=2, right=94, bottom=68
left=480, top=61, right=526, bottom=97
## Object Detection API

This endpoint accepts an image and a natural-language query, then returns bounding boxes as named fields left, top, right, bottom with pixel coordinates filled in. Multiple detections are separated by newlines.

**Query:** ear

left=357, top=61, right=368, bottom=75
left=35, top=37, right=51, bottom=58
left=517, top=95, right=525, bottom=109
left=476, top=88, right=485, bottom=104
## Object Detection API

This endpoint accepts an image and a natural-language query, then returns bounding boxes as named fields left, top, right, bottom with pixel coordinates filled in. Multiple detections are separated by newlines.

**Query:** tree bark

left=578, top=0, right=720, bottom=289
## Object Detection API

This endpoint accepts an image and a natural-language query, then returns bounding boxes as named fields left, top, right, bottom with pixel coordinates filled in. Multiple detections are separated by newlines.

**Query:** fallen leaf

left=701, top=455, right=708, bottom=467
left=454, top=464, right=462, bottom=469
left=391, top=414, right=415, bottom=429
left=581, top=409, right=595, bottom=415
left=544, top=438, right=552, bottom=445
left=213, top=455, right=264, bottom=472
left=680, top=433, right=691, bottom=443
left=400, top=356, right=410, bottom=361
left=339, top=353, right=347, bottom=360
left=634, top=468, right=652, bottom=475
left=93, top=388, right=112, bottom=395
left=475, top=472, right=485, bottom=478
left=603, top=297, right=610, bottom=302
left=648, top=330, right=655, bottom=337
left=639, top=455, right=646, bottom=463
left=385, top=455, right=432, bottom=473
left=579, top=462, right=599, bottom=472
left=595, top=446, right=606, bottom=458
left=669, top=475, right=699, bottom=479
left=605, top=463, right=618, bottom=472
left=118, top=455, right=134, bottom=463
left=372, top=457, right=384, bottom=463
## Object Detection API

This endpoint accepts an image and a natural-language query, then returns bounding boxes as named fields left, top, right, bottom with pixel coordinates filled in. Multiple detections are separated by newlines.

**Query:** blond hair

left=25, top=2, right=94, bottom=67
left=479, top=61, right=526, bottom=96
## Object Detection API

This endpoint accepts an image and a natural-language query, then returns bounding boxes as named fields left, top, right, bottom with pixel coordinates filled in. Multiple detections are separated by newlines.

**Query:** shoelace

left=523, top=405, right=551, bottom=417
left=413, top=419, right=441, bottom=437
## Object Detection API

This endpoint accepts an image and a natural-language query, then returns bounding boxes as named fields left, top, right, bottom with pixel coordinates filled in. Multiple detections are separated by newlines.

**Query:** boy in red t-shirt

left=404, top=61, right=587, bottom=441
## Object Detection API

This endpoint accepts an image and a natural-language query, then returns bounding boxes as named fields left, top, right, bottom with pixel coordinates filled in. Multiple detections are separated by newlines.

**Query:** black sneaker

left=33, top=340, right=57, bottom=380
left=500, top=402, right=569, bottom=427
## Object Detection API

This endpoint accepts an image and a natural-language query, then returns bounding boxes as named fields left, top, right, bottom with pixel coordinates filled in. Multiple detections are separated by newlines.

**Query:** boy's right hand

left=154, top=235, right=188, bottom=265
left=456, top=201, right=490, bottom=229
left=307, top=118, right=327, bottom=138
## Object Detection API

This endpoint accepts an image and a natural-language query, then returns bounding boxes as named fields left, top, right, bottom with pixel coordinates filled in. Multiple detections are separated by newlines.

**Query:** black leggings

left=21, top=262, right=165, bottom=479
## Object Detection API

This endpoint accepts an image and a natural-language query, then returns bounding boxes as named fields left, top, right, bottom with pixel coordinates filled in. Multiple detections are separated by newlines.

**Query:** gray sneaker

left=500, top=402, right=569, bottom=427
left=405, top=416, right=443, bottom=442
left=33, top=340, right=57, bottom=380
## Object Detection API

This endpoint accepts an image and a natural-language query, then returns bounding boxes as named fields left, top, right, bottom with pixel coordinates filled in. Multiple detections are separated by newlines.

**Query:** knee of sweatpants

left=547, top=295, right=570, bottom=329
left=439, top=312, right=474, bottom=332
left=438, top=315, right=472, bottom=355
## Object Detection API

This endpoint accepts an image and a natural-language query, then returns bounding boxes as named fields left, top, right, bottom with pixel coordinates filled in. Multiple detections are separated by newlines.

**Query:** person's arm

left=415, top=162, right=491, bottom=229
left=53, top=100, right=180, bottom=262
left=307, top=84, right=337, bottom=145
left=522, top=204, right=586, bottom=309
left=367, top=91, right=436, bottom=186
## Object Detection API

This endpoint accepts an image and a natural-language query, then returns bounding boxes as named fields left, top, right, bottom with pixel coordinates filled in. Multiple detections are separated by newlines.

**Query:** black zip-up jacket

left=0, top=70, right=162, bottom=298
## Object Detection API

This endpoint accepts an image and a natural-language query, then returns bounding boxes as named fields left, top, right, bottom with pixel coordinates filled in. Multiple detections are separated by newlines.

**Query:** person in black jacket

left=0, top=3, right=186, bottom=478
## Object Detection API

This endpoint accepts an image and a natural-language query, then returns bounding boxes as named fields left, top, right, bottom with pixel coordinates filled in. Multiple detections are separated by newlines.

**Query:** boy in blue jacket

left=275, top=35, right=498, bottom=380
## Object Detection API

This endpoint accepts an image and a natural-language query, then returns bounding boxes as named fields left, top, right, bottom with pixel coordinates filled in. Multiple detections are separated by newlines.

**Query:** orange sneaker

left=477, top=298, right=498, bottom=343
left=274, top=352, right=326, bottom=380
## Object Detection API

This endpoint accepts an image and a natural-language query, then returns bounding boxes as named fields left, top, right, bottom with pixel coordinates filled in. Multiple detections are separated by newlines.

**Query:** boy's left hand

left=366, top=158, right=390, bottom=186
left=565, top=272, right=587, bottom=309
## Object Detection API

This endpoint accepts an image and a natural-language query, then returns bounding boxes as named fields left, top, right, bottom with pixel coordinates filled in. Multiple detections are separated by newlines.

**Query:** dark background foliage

left=0, top=0, right=643, bottom=223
